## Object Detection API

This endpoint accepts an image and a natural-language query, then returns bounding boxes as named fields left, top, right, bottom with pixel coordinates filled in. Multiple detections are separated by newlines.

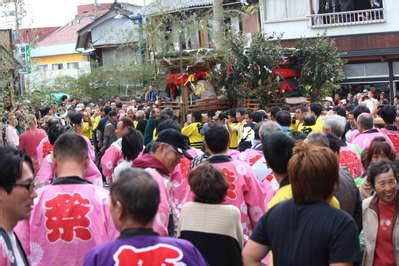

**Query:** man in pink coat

left=351, top=113, right=393, bottom=152
left=35, top=124, right=103, bottom=187
left=15, top=133, right=117, bottom=266
left=132, top=129, right=194, bottom=236
left=203, top=126, right=266, bottom=240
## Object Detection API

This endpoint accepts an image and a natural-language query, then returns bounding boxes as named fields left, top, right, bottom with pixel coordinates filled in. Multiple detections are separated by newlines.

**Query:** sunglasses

left=13, top=180, right=36, bottom=192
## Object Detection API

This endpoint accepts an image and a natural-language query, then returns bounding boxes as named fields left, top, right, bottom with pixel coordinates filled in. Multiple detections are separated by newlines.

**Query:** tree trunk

left=213, top=0, right=224, bottom=50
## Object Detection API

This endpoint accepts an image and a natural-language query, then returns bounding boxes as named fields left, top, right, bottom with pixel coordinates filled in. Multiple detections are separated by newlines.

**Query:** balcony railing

left=310, top=8, right=385, bottom=28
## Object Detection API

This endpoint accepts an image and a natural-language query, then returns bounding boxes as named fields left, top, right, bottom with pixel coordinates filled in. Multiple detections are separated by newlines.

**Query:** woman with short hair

left=179, top=163, right=243, bottom=266
left=362, top=160, right=399, bottom=266
left=243, top=143, right=361, bottom=266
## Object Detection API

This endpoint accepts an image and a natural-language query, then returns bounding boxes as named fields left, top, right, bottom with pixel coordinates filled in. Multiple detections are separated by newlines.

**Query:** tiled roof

left=31, top=43, right=77, bottom=57
left=144, top=0, right=213, bottom=14
left=35, top=7, right=109, bottom=48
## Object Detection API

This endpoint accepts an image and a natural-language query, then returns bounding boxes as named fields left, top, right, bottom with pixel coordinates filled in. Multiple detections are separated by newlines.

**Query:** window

left=37, top=65, right=48, bottom=72
left=343, top=63, right=389, bottom=79
left=393, top=62, right=399, bottom=77
left=52, top=63, right=63, bottom=70
left=67, top=62, right=79, bottom=69
left=265, top=0, right=309, bottom=21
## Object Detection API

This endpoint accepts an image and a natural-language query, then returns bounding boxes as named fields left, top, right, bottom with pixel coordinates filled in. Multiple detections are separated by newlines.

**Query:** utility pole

left=213, top=0, right=224, bottom=50
left=13, top=0, right=20, bottom=29
left=94, top=0, right=98, bottom=17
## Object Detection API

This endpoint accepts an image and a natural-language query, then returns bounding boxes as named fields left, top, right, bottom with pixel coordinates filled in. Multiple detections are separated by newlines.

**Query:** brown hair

left=288, top=142, right=339, bottom=204
left=364, top=137, right=396, bottom=169
left=189, top=163, right=229, bottom=204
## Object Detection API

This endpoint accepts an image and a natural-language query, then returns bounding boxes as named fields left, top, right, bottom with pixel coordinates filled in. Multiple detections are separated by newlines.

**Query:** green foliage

left=293, top=36, right=345, bottom=100
left=214, top=32, right=282, bottom=105
left=20, top=63, right=160, bottom=106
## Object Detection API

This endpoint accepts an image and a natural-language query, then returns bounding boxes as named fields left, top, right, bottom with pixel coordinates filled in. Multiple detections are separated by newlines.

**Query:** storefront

left=340, top=61, right=399, bottom=100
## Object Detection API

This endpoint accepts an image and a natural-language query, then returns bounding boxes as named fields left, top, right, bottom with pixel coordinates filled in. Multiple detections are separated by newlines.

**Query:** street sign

left=25, top=44, right=32, bottom=74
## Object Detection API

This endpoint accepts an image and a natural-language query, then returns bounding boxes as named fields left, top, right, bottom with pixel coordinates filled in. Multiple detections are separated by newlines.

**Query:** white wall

left=260, top=0, right=399, bottom=39
left=26, top=61, right=90, bottom=91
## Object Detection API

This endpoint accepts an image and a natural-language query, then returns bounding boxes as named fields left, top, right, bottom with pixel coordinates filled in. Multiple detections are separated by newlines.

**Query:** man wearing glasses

left=0, top=146, right=37, bottom=266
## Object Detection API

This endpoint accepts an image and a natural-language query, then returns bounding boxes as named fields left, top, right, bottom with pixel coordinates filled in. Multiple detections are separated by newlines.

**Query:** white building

left=259, top=0, right=399, bottom=99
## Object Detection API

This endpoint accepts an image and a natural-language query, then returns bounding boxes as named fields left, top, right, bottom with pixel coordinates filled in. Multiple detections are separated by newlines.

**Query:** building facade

left=26, top=4, right=111, bottom=91
left=259, top=0, right=399, bottom=99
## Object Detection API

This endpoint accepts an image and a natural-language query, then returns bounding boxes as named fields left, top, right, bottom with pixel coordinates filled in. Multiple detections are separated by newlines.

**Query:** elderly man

left=132, top=129, right=193, bottom=236
left=324, top=115, right=362, bottom=178
left=352, top=113, right=393, bottom=151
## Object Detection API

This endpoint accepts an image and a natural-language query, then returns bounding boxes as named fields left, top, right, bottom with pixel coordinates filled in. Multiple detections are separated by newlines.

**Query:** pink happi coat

left=379, top=127, right=399, bottom=156
left=238, top=149, right=279, bottom=206
left=14, top=182, right=118, bottom=266
left=37, top=135, right=96, bottom=166
left=185, top=156, right=266, bottom=239
left=82, top=135, right=96, bottom=162
left=339, top=145, right=362, bottom=178
left=143, top=168, right=171, bottom=236
left=351, top=130, right=394, bottom=151
left=228, top=149, right=241, bottom=160
left=36, top=154, right=103, bottom=187
left=101, top=138, right=123, bottom=179
left=212, top=159, right=266, bottom=239
left=170, top=148, right=203, bottom=218
left=36, top=137, right=50, bottom=167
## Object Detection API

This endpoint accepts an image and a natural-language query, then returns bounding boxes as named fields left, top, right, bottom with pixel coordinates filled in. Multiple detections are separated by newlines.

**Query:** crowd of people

left=0, top=89, right=398, bottom=266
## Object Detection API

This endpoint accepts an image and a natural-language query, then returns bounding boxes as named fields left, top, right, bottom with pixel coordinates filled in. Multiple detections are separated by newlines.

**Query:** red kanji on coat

left=44, top=193, right=91, bottom=242
left=221, top=168, right=237, bottom=200
left=114, top=244, right=183, bottom=266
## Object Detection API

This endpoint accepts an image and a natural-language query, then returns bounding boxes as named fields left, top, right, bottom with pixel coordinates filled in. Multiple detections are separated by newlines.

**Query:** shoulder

left=362, top=196, right=374, bottom=211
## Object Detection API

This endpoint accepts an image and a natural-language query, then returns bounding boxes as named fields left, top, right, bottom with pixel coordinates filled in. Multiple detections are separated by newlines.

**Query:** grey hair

left=323, top=115, right=346, bottom=138
left=306, top=132, right=329, bottom=148
left=357, top=113, right=374, bottom=131
left=136, top=110, right=145, bottom=120
left=259, top=120, right=282, bottom=140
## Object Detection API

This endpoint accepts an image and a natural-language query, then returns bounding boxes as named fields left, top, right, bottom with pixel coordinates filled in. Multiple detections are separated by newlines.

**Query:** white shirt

left=6, top=231, right=26, bottom=266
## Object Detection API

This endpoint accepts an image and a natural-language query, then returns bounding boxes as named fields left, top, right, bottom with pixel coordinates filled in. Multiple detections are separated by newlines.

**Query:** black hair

left=68, top=111, right=83, bottom=125
left=192, top=111, right=202, bottom=123
left=237, top=108, right=247, bottom=116
left=103, top=106, right=112, bottom=115
left=108, top=110, right=118, bottom=118
left=262, top=132, right=295, bottom=174
left=54, top=132, right=88, bottom=162
left=0, top=146, right=34, bottom=193
left=205, top=125, right=229, bottom=154
left=333, top=106, right=346, bottom=118
left=48, top=124, right=69, bottom=145
left=310, top=103, right=323, bottom=117
left=227, top=109, right=236, bottom=118
left=218, top=112, right=227, bottom=120
left=157, top=119, right=180, bottom=133
left=122, top=129, right=144, bottom=161
left=367, top=160, right=398, bottom=189
left=276, top=110, right=291, bottom=127
left=111, top=168, right=160, bottom=225
left=379, top=105, right=397, bottom=125
left=252, top=111, right=265, bottom=123
left=304, top=114, right=316, bottom=126
left=353, top=105, right=370, bottom=120
left=207, top=111, right=216, bottom=118
left=270, top=106, right=281, bottom=118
